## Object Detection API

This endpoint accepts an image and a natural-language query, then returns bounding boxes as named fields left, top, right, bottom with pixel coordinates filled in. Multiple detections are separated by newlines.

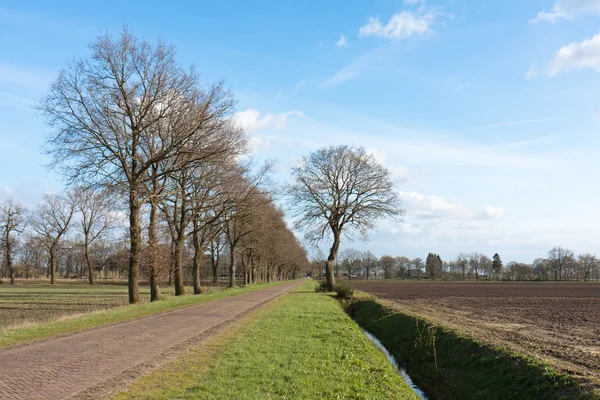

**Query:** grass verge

left=349, top=297, right=598, bottom=400
left=0, top=282, right=285, bottom=348
left=113, top=281, right=420, bottom=400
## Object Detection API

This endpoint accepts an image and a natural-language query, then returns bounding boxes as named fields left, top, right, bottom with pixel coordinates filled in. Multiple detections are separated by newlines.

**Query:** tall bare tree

left=287, top=145, right=403, bottom=291
left=548, top=247, right=574, bottom=281
left=31, top=193, right=78, bottom=284
left=39, top=29, right=240, bottom=303
left=412, top=257, right=423, bottom=280
left=76, top=187, right=116, bottom=285
left=0, top=199, right=28, bottom=284
left=361, top=251, right=378, bottom=280
left=396, top=256, right=410, bottom=280
left=577, top=253, right=597, bottom=281
left=455, top=252, right=469, bottom=280
left=339, top=248, right=361, bottom=280
left=380, top=255, right=396, bottom=280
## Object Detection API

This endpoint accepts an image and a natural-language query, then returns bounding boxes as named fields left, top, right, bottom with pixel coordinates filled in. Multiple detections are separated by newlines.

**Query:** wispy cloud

left=322, top=44, right=390, bottom=88
left=336, top=34, right=348, bottom=47
left=289, top=79, right=308, bottom=98
left=0, top=63, right=54, bottom=91
left=359, top=11, right=434, bottom=40
left=481, top=116, right=564, bottom=129
left=234, top=109, right=305, bottom=132
left=525, top=62, right=538, bottom=79
left=531, top=0, right=600, bottom=23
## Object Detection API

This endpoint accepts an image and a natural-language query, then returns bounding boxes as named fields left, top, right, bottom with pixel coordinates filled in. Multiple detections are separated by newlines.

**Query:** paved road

left=0, top=281, right=300, bottom=400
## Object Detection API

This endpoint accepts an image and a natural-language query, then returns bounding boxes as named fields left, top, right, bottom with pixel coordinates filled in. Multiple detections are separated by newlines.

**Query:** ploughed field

left=352, top=281, right=600, bottom=388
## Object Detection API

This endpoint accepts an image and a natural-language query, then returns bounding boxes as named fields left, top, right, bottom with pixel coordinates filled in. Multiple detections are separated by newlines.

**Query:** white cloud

left=485, top=206, right=505, bottom=219
left=399, top=192, right=502, bottom=221
left=366, top=148, right=410, bottom=182
left=366, top=147, right=388, bottom=164
left=532, top=0, right=600, bottom=23
left=248, top=137, right=271, bottom=154
left=544, top=34, right=600, bottom=76
left=234, top=109, right=305, bottom=132
left=336, top=34, right=348, bottom=47
left=359, top=11, right=434, bottom=39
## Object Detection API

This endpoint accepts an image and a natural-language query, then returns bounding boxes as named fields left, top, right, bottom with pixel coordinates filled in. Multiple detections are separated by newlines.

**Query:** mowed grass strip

left=0, top=281, right=285, bottom=348
left=114, top=280, right=420, bottom=400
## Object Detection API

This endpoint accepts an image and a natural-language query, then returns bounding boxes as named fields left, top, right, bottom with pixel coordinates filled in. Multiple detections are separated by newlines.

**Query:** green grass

left=114, top=281, right=420, bottom=400
left=0, top=281, right=285, bottom=348
left=349, top=297, right=599, bottom=400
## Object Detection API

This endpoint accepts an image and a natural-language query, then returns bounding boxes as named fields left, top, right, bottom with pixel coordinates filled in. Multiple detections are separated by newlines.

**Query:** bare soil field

left=352, top=281, right=600, bottom=388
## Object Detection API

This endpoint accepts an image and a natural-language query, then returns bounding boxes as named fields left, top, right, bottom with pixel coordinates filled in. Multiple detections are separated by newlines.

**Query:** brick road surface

left=0, top=281, right=301, bottom=400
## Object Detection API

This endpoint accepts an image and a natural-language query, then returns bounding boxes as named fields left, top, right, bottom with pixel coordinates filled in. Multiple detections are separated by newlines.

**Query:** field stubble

left=0, top=280, right=234, bottom=330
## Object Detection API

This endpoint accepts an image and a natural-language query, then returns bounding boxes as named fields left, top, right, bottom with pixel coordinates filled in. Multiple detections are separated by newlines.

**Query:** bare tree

left=548, top=247, right=574, bottom=281
left=455, top=252, right=469, bottom=280
left=76, top=187, right=116, bottom=285
left=287, top=145, right=403, bottom=291
left=339, top=248, right=361, bottom=280
left=0, top=199, right=28, bottom=284
left=412, top=257, right=423, bottom=280
left=577, top=253, right=598, bottom=281
left=31, top=193, right=78, bottom=284
left=380, top=255, right=396, bottom=280
left=396, top=256, right=410, bottom=280
left=39, top=29, right=240, bottom=303
left=361, top=251, right=378, bottom=280
left=532, top=258, right=551, bottom=281
left=209, top=231, right=226, bottom=283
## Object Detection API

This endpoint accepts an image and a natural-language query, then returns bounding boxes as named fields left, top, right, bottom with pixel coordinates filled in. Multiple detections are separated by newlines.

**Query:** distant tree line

left=307, top=247, right=600, bottom=281
left=0, top=30, right=310, bottom=299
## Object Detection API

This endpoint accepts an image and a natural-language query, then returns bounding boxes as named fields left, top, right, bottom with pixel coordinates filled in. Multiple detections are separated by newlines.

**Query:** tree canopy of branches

left=0, top=199, right=28, bottom=284
left=76, top=187, right=116, bottom=285
left=287, top=145, right=403, bottom=291
left=30, top=193, right=78, bottom=284
left=39, top=29, right=243, bottom=303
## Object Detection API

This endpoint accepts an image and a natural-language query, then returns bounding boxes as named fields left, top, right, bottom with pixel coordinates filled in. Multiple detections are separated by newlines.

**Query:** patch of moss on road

left=114, top=281, right=419, bottom=400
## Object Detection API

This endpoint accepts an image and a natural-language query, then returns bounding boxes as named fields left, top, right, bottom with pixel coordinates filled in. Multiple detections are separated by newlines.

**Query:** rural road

left=0, top=281, right=300, bottom=400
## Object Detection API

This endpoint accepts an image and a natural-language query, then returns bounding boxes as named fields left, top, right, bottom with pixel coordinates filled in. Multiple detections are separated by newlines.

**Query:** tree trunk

left=241, top=253, right=248, bottom=286
left=50, top=244, right=56, bottom=284
left=147, top=198, right=162, bottom=301
left=192, top=221, right=203, bottom=295
left=128, top=189, right=141, bottom=304
left=84, top=238, right=95, bottom=285
left=325, top=230, right=340, bottom=291
left=5, top=232, right=14, bottom=285
left=229, top=246, right=236, bottom=288
left=174, top=233, right=185, bottom=296
left=211, top=248, right=219, bottom=284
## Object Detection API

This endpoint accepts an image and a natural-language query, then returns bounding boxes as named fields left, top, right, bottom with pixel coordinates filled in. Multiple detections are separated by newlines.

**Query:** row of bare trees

left=0, top=30, right=309, bottom=302
left=308, top=246, right=600, bottom=281
left=0, top=190, right=309, bottom=290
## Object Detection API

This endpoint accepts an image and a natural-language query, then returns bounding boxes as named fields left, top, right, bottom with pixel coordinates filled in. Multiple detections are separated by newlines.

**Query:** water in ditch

left=361, top=329, right=428, bottom=400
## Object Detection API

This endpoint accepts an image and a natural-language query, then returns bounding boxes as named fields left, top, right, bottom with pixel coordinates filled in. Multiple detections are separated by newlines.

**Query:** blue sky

left=2, top=0, right=600, bottom=263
